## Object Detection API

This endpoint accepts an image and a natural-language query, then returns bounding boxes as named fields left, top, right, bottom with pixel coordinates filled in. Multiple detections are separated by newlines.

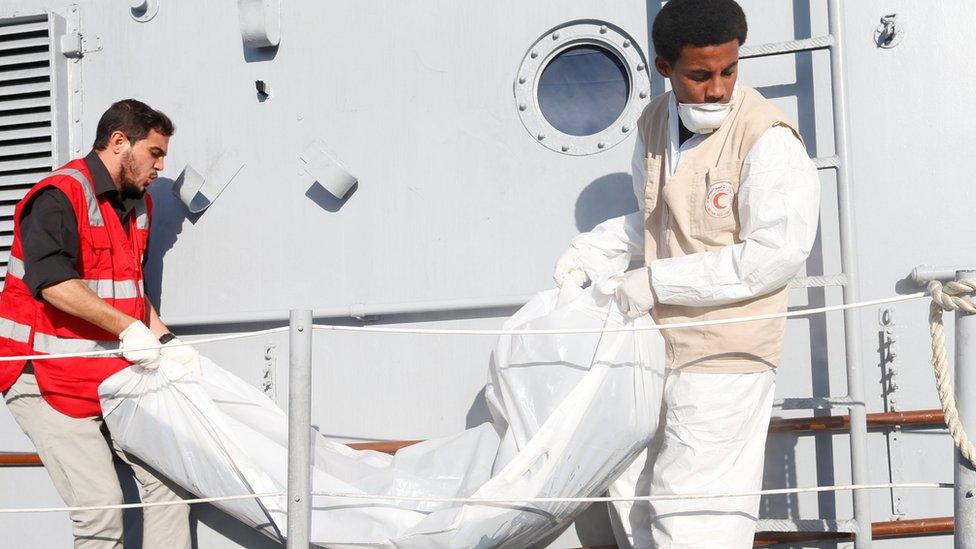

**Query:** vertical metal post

left=287, top=309, right=312, bottom=548
left=825, top=1, right=872, bottom=546
left=956, top=270, right=976, bottom=548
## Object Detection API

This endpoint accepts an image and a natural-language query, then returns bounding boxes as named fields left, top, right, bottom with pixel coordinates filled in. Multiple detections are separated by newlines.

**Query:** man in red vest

left=0, top=99, right=198, bottom=548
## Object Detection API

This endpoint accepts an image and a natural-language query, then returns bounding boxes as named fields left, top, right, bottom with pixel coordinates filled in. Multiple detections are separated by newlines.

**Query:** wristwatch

left=158, top=332, right=177, bottom=344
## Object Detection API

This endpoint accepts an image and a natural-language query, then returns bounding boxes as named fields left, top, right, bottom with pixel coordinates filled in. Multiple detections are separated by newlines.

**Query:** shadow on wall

left=574, top=172, right=639, bottom=233
left=305, top=181, right=358, bottom=213
left=646, top=0, right=666, bottom=98
left=144, top=178, right=189, bottom=311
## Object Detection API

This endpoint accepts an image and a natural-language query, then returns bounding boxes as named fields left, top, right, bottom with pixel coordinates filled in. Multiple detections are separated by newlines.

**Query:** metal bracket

left=59, top=31, right=101, bottom=58
left=299, top=139, right=357, bottom=199
left=874, top=14, right=903, bottom=49
left=174, top=153, right=246, bottom=213
left=262, top=343, right=277, bottom=399
left=238, top=0, right=281, bottom=48
left=878, top=308, right=907, bottom=519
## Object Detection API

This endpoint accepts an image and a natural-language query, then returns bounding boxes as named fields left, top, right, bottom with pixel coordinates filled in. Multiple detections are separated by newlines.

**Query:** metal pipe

left=286, top=309, right=312, bottom=548
left=825, top=1, right=871, bottom=545
left=161, top=294, right=533, bottom=328
left=768, top=408, right=945, bottom=433
left=753, top=516, right=954, bottom=546
left=347, top=440, right=422, bottom=453
left=0, top=406, right=946, bottom=468
left=911, top=265, right=976, bottom=285
left=955, top=270, right=976, bottom=548
left=0, top=452, right=41, bottom=466
left=873, top=516, right=954, bottom=538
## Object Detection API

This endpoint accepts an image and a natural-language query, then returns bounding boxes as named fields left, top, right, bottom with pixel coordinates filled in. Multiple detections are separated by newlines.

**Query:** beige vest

left=638, top=86, right=800, bottom=374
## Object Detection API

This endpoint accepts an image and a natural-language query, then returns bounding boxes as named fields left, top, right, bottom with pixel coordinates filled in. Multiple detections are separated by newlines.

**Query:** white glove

left=553, top=246, right=589, bottom=287
left=614, top=268, right=656, bottom=319
left=119, top=321, right=161, bottom=370
left=161, top=338, right=202, bottom=375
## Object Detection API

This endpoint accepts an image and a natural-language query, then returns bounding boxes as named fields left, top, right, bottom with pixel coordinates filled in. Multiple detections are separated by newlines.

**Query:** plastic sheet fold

left=99, top=285, right=665, bottom=547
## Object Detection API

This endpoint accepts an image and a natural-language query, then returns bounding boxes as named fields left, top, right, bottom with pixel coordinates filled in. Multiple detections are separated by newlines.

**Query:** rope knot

left=928, top=277, right=976, bottom=468
left=928, top=279, right=976, bottom=314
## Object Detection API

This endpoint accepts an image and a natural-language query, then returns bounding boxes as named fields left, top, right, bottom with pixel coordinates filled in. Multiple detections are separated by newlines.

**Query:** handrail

left=0, top=453, right=40, bottom=466
left=768, top=409, right=944, bottom=433
left=753, top=516, right=954, bottom=545
left=577, top=517, right=954, bottom=548
left=0, top=408, right=945, bottom=468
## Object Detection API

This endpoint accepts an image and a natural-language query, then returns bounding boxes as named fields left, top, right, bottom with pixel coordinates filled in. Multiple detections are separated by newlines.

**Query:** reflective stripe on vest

left=7, top=257, right=142, bottom=299
left=133, top=200, right=148, bottom=230
left=83, top=279, right=143, bottom=299
left=49, top=169, right=104, bottom=227
left=7, top=256, right=24, bottom=279
left=0, top=316, right=31, bottom=344
left=33, top=332, right=118, bottom=355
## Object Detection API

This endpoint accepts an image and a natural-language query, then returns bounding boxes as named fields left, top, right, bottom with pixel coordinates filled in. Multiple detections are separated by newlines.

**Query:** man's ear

left=654, top=55, right=673, bottom=79
left=109, top=131, right=129, bottom=154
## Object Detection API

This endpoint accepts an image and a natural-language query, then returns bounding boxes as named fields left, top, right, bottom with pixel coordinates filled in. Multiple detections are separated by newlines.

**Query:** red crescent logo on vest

left=704, top=181, right=735, bottom=218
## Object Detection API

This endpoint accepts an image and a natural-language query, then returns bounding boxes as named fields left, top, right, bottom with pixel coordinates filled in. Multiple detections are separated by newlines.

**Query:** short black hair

left=652, top=0, right=748, bottom=65
left=92, top=99, right=174, bottom=150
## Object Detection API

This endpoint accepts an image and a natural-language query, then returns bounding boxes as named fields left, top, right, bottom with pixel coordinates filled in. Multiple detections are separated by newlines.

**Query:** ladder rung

left=790, top=274, right=847, bottom=289
left=741, top=35, right=836, bottom=59
left=775, top=396, right=854, bottom=410
left=813, top=155, right=840, bottom=170
left=756, top=519, right=858, bottom=533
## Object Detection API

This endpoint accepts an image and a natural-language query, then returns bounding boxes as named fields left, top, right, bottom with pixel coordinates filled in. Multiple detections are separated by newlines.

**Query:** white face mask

left=676, top=84, right=739, bottom=134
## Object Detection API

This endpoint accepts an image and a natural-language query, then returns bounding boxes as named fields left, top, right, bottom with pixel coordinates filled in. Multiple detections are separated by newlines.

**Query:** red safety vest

left=0, top=158, right=151, bottom=417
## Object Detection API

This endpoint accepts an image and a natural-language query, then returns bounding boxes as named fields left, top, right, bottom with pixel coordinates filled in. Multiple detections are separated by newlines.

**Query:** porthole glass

left=537, top=45, right=630, bottom=137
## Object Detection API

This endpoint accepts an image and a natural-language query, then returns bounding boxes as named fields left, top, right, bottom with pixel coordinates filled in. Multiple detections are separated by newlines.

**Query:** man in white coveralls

left=553, top=0, right=821, bottom=546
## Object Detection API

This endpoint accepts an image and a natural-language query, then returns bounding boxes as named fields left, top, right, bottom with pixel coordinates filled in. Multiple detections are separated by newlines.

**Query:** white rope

left=312, top=292, right=926, bottom=336
left=0, top=492, right=285, bottom=514
left=0, top=327, right=289, bottom=362
left=0, top=289, right=922, bottom=362
left=0, top=482, right=950, bottom=514
left=0, top=293, right=925, bottom=362
left=309, top=482, right=950, bottom=505
left=928, top=279, right=976, bottom=468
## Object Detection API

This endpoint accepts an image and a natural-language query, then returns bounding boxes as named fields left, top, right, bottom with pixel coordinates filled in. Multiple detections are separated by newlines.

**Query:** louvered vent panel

left=0, top=14, right=53, bottom=283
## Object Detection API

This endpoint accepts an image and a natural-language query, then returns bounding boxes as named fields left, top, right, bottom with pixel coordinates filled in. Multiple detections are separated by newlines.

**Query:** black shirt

left=19, top=151, right=144, bottom=297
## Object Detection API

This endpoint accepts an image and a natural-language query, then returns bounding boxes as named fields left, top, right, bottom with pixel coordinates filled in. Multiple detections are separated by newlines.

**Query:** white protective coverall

left=568, top=89, right=821, bottom=548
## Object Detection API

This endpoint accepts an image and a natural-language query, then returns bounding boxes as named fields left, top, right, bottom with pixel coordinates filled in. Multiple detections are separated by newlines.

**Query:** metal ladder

left=737, top=1, right=873, bottom=546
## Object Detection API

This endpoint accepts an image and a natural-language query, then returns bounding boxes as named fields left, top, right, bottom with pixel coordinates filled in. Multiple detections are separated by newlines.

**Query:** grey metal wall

left=1, top=1, right=973, bottom=547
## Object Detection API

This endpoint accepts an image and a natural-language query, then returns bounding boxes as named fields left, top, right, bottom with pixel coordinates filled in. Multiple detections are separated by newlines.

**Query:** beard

left=118, top=150, right=146, bottom=199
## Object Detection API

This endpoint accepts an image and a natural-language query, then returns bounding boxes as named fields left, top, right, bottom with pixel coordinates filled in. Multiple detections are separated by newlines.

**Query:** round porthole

left=514, top=21, right=651, bottom=156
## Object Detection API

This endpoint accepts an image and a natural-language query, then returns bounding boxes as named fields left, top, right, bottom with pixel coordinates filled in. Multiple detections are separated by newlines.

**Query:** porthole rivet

left=552, top=32, right=560, bottom=40
left=530, top=50, right=538, bottom=59
left=597, top=142, right=607, bottom=149
left=623, top=40, right=631, bottom=48
left=639, top=90, right=648, bottom=99
left=622, top=124, right=632, bottom=133
left=537, top=133, right=546, bottom=141
left=518, top=103, right=527, bottom=111
left=599, top=25, right=608, bottom=34
left=637, top=63, right=645, bottom=71
left=561, top=144, right=571, bottom=152
left=518, top=76, right=527, bottom=84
